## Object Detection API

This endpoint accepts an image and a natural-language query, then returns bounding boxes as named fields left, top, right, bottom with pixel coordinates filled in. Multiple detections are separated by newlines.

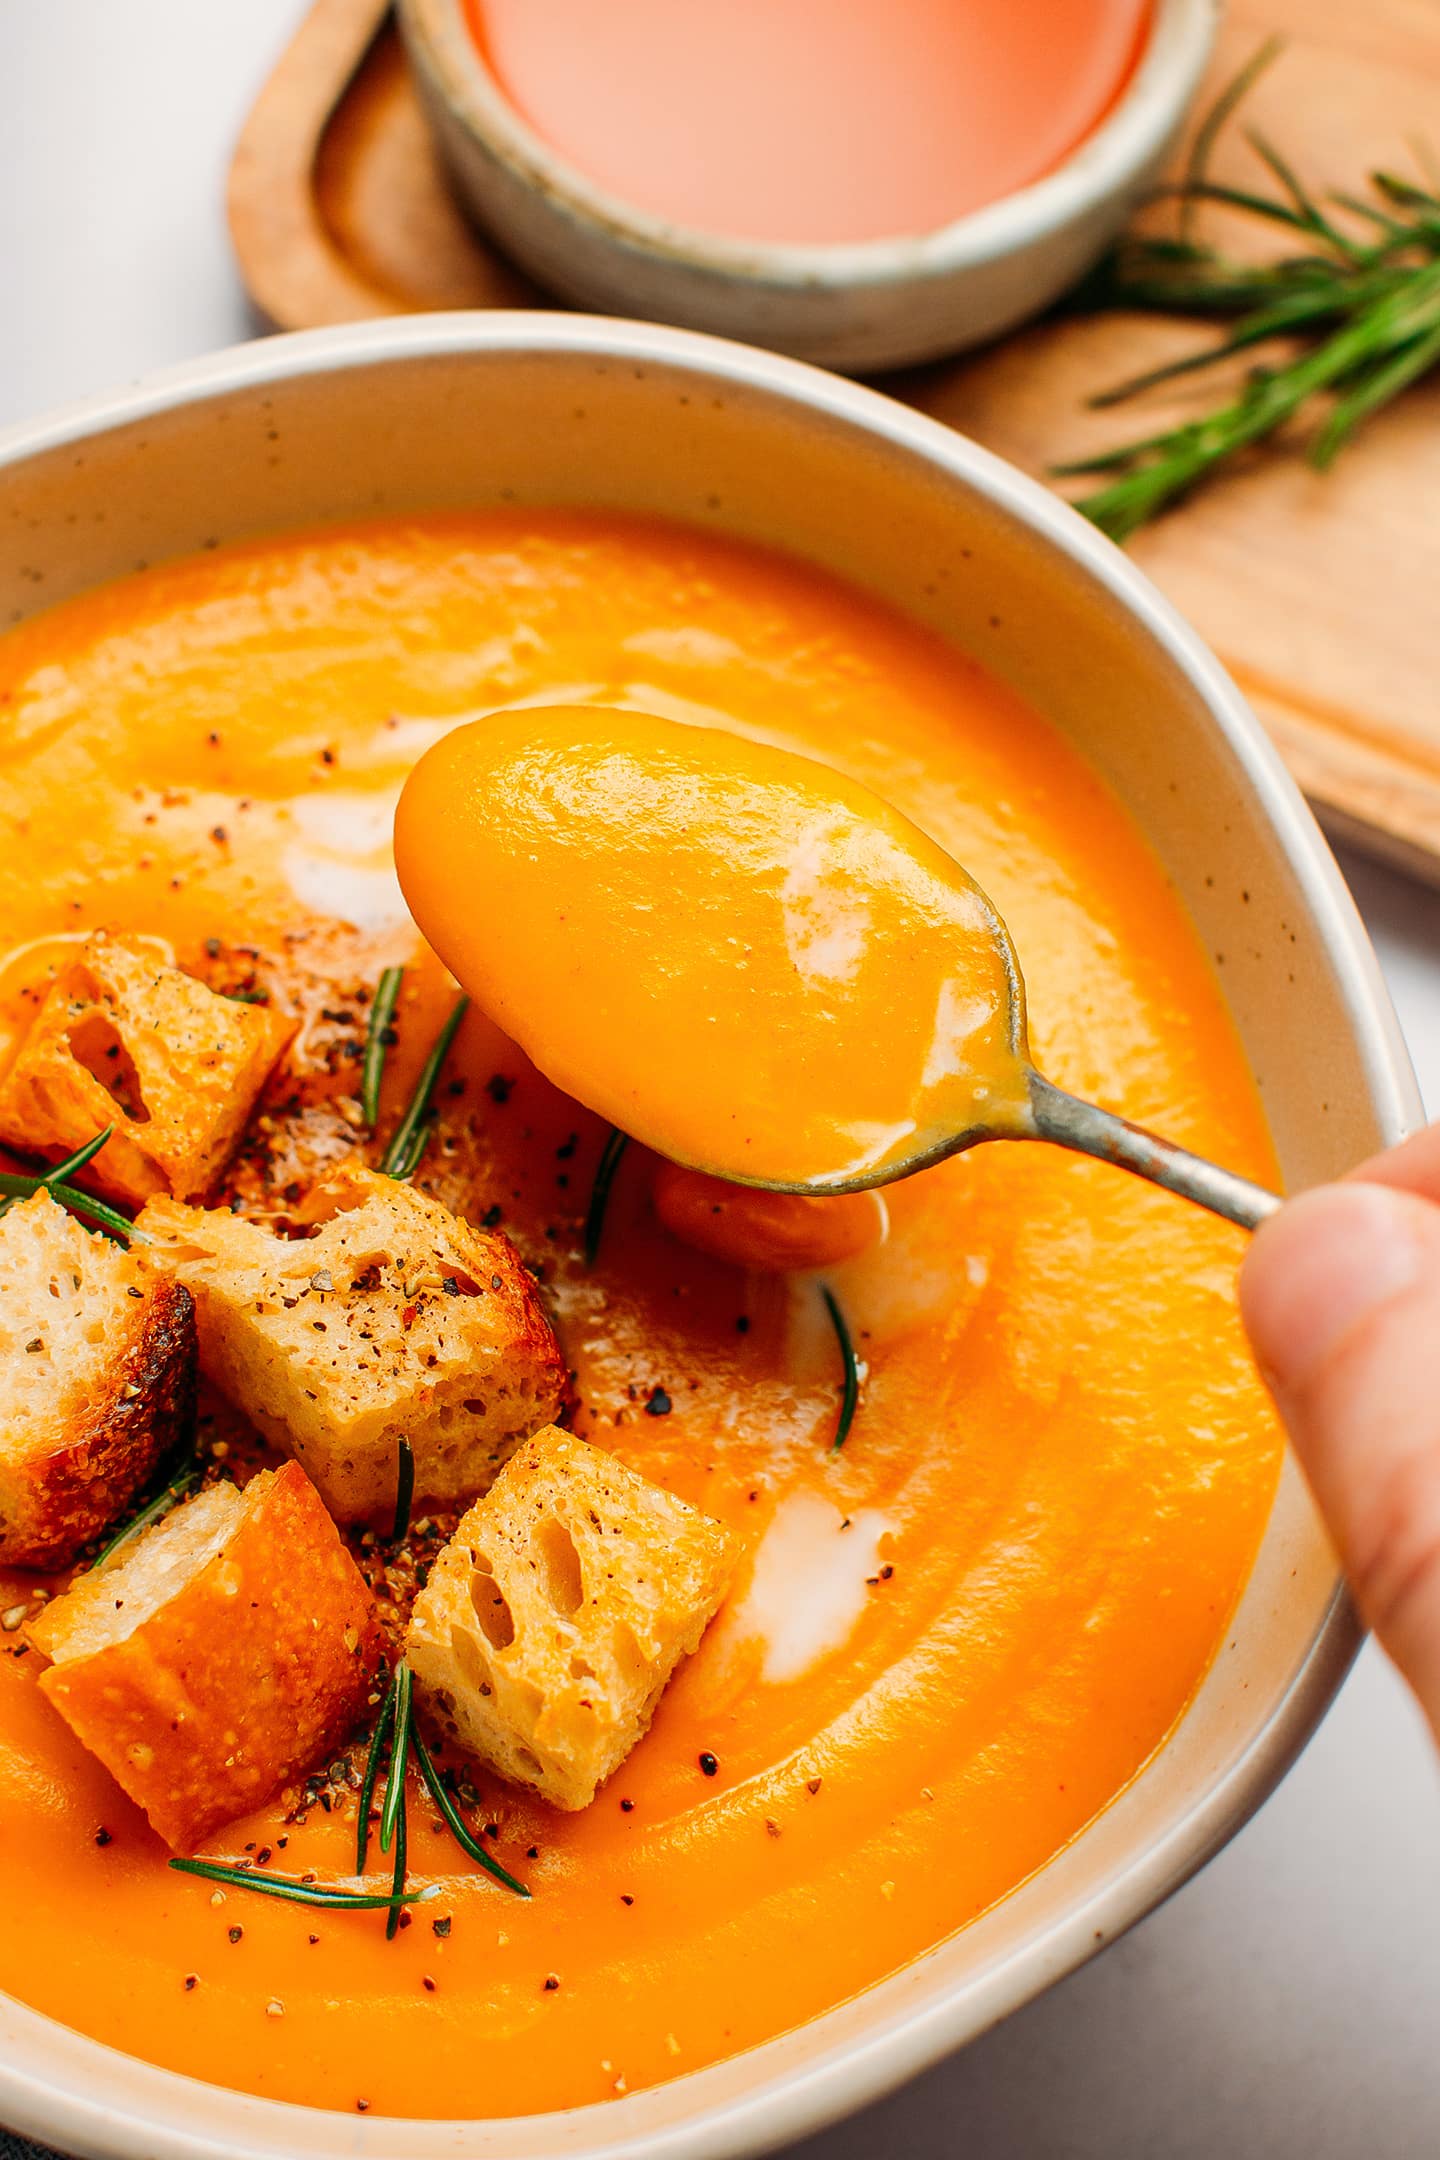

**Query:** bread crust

left=137, top=1164, right=568, bottom=1522
left=31, top=1462, right=385, bottom=1851
left=0, top=1277, right=196, bottom=1569
left=407, top=1427, right=737, bottom=1811
left=0, top=1192, right=198, bottom=1569
left=0, top=931, right=295, bottom=1207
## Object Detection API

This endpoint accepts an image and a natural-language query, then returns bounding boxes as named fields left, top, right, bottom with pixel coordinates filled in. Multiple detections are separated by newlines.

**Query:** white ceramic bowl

left=0, top=313, right=1417, bottom=2160
left=397, top=0, right=1219, bottom=372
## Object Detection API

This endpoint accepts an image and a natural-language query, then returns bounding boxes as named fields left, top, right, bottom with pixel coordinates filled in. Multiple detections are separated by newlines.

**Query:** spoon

left=394, top=705, right=1281, bottom=1233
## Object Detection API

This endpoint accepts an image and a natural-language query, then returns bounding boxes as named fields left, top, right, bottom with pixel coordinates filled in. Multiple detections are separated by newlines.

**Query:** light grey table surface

left=4, top=6, right=1440, bottom=2156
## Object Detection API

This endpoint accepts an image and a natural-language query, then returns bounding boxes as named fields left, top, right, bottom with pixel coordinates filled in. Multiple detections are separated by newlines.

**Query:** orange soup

left=465, top=0, right=1153, bottom=244
left=0, top=510, right=1280, bottom=2118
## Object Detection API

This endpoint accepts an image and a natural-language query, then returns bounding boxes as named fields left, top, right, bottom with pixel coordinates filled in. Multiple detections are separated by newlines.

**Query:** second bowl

left=398, top=0, right=1221, bottom=372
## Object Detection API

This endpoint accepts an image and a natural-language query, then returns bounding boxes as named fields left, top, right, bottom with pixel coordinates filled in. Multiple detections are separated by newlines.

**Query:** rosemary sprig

left=356, top=1663, right=531, bottom=1898
left=188, top=1653, right=535, bottom=1929
left=1062, top=43, right=1440, bottom=540
left=390, top=1436, right=415, bottom=1543
left=169, top=1855, right=438, bottom=1912
left=188, top=1660, right=532, bottom=1925
left=380, top=994, right=469, bottom=1181
left=90, top=1463, right=205, bottom=1573
left=361, top=965, right=404, bottom=1130
left=408, top=1710, right=531, bottom=1897
left=821, top=1285, right=860, bottom=1452
left=355, top=1670, right=398, bottom=1875
left=584, top=1127, right=629, bottom=1265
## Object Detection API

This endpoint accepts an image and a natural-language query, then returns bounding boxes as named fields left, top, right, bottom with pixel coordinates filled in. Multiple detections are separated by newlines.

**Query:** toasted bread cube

left=30, top=1462, right=384, bottom=1850
left=0, top=1191, right=196, bottom=1567
left=0, top=932, right=294, bottom=1207
left=135, top=1164, right=568, bottom=1523
left=406, top=1428, right=737, bottom=1811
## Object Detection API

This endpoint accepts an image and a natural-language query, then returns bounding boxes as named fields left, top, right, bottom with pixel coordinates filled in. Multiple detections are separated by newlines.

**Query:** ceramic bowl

left=397, top=0, right=1220, bottom=372
left=0, top=312, right=1417, bottom=2160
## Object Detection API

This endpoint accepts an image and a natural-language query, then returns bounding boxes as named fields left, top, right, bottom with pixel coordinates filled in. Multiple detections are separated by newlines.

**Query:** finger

left=1240, top=1178, right=1440, bottom=1736
left=1343, top=1121, right=1440, bottom=1205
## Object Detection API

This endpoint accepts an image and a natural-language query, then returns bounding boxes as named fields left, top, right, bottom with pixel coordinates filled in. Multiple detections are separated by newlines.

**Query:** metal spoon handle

left=1027, top=1075, right=1282, bottom=1232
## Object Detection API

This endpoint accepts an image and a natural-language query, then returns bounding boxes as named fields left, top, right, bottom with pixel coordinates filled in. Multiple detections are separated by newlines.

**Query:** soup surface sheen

left=0, top=511, right=1280, bottom=2118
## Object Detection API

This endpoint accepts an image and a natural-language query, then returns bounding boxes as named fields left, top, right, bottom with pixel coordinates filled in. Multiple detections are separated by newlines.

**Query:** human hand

left=1241, top=1125, right=1440, bottom=1739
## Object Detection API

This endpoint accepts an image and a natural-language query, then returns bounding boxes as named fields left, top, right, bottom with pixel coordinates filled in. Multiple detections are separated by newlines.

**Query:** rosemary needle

left=387, top=1749, right=409, bottom=1935
left=356, top=1671, right=399, bottom=1875
left=385, top=1123, right=429, bottom=1183
left=1178, top=33, right=1286, bottom=243
left=362, top=966, right=404, bottom=1130
left=0, top=1126, right=113, bottom=1224
left=821, top=1285, right=860, bottom=1452
left=90, top=1464, right=205, bottom=1573
left=584, top=1128, right=629, bottom=1265
left=390, top=1436, right=415, bottom=1544
left=1, top=1179, right=141, bottom=1243
left=408, top=1710, right=531, bottom=1898
left=170, top=1856, right=437, bottom=1912
left=46, top=1124, right=115, bottom=1184
left=379, top=1663, right=412, bottom=1859
left=380, top=994, right=469, bottom=1181
left=381, top=1665, right=414, bottom=1940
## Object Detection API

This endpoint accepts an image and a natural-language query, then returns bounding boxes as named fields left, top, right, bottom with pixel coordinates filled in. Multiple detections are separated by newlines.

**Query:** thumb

left=1240, top=1179, right=1440, bottom=1737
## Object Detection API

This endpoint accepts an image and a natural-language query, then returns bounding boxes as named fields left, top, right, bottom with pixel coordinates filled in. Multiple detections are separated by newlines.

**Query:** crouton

left=406, top=1427, right=737, bottom=1811
left=0, top=1191, right=196, bottom=1568
left=136, top=1163, right=568, bottom=1523
left=0, top=932, right=294, bottom=1207
left=30, top=1462, right=384, bottom=1850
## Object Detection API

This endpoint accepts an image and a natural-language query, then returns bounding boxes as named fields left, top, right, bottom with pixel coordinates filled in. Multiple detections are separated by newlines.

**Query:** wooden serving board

left=228, top=0, right=1440, bottom=882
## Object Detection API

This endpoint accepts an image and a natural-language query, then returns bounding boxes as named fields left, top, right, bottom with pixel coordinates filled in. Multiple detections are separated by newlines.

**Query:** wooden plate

left=228, top=0, right=1440, bottom=882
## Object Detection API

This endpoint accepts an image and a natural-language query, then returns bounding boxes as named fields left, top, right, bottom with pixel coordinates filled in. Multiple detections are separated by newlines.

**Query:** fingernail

left=1241, top=1181, right=1425, bottom=1392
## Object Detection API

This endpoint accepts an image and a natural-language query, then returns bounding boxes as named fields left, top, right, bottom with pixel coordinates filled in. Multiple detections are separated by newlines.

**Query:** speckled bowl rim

left=0, top=312, right=1418, bottom=2160
left=399, top=0, right=1219, bottom=290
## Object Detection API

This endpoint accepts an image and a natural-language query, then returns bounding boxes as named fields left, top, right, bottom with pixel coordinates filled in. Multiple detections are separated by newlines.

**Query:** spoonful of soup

left=395, top=706, right=1279, bottom=1232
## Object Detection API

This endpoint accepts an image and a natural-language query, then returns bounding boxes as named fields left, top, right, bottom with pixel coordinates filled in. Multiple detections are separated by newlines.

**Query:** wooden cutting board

left=228, top=0, right=1440, bottom=882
